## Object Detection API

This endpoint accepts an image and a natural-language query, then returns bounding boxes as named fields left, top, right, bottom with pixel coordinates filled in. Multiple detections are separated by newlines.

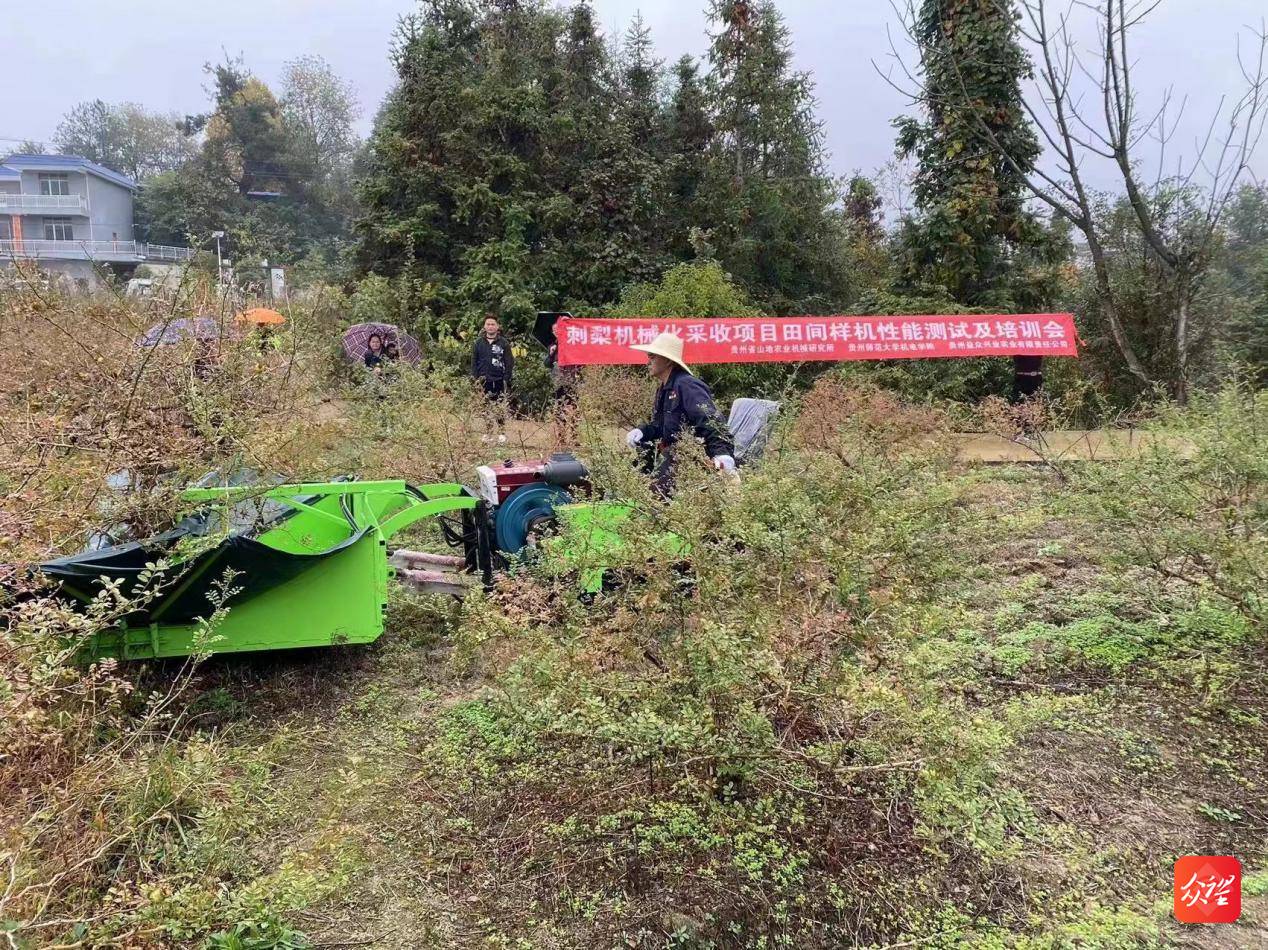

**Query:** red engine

left=475, top=453, right=590, bottom=507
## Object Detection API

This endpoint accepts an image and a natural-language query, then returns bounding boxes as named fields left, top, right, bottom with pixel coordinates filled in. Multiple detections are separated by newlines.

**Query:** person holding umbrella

left=342, top=323, right=423, bottom=368
left=363, top=333, right=386, bottom=373
left=624, top=331, right=735, bottom=496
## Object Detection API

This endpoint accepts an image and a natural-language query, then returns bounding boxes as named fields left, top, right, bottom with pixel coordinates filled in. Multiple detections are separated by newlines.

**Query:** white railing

left=0, top=193, right=89, bottom=214
left=0, top=239, right=194, bottom=262
left=143, top=243, right=195, bottom=262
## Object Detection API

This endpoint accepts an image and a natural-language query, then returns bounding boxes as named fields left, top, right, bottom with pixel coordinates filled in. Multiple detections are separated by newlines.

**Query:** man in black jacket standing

left=625, top=331, right=735, bottom=496
left=1011, top=354, right=1044, bottom=438
left=472, top=314, right=514, bottom=425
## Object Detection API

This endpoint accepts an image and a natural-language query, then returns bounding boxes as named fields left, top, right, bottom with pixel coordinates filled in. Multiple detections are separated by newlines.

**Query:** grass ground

left=147, top=459, right=1267, bottom=949
left=3, top=300, right=1266, bottom=948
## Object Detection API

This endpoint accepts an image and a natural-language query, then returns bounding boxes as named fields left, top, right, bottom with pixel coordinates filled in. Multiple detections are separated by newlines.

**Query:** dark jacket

left=1013, top=355, right=1043, bottom=375
left=472, top=334, right=513, bottom=385
left=637, top=367, right=733, bottom=460
left=545, top=344, right=580, bottom=389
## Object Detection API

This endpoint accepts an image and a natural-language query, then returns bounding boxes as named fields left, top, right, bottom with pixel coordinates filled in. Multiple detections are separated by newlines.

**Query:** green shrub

left=411, top=393, right=1047, bottom=943
left=347, top=273, right=401, bottom=327
left=1080, top=386, right=1268, bottom=625
left=206, top=917, right=311, bottom=950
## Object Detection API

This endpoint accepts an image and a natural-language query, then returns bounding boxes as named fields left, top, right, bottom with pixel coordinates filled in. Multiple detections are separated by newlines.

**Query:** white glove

left=625, top=428, right=644, bottom=448
left=712, top=455, right=736, bottom=472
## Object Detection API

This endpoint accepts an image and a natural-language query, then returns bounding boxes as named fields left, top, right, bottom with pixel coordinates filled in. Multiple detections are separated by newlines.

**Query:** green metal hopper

left=37, top=480, right=487, bottom=660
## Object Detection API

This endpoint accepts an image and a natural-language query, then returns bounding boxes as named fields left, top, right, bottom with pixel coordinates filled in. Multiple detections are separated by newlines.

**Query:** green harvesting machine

left=21, top=396, right=778, bottom=661
left=26, top=454, right=656, bottom=661
left=35, top=479, right=493, bottom=660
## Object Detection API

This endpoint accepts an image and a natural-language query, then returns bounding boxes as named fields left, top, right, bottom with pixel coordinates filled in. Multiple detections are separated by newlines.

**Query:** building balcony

left=0, top=239, right=193, bottom=264
left=0, top=193, right=89, bottom=214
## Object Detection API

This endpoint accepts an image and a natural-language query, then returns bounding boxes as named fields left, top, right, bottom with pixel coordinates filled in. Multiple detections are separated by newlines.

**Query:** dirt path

left=308, top=396, right=1186, bottom=468
left=952, top=429, right=1191, bottom=463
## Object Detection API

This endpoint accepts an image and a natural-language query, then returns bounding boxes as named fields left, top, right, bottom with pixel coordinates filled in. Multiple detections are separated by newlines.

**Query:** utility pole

left=211, top=231, right=225, bottom=286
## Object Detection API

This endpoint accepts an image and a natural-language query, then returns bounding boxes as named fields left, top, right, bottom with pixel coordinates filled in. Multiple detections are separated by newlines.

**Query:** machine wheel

left=494, top=485, right=572, bottom=555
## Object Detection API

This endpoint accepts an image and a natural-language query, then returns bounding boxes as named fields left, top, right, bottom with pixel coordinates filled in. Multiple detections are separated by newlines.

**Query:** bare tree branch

left=893, top=0, right=1266, bottom=399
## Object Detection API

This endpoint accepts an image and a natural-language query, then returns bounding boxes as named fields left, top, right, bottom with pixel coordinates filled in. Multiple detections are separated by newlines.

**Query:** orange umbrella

left=237, top=307, right=286, bottom=327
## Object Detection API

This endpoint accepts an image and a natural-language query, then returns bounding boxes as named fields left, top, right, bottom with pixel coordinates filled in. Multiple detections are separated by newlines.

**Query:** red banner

left=555, top=314, right=1078, bottom=366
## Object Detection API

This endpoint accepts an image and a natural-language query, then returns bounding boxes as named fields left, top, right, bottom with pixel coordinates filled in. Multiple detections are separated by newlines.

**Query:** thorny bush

left=1079, top=385, right=1268, bottom=626
left=0, top=277, right=335, bottom=945
left=416, top=390, right=1040, bottom=946
left=4, top=274, right=1262, bottom=947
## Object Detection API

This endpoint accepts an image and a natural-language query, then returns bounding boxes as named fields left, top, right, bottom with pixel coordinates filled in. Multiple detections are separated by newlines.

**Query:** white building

left=0, top=154, right=191, bottom=287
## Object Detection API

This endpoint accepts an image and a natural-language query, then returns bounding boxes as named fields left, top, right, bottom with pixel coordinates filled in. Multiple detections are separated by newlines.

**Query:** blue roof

left=0, top=166, right=19, bottom=179
left=1, top=154, right=136, bottom=190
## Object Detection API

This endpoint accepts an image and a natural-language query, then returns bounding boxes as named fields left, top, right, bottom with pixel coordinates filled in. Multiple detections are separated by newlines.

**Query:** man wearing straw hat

left=625, top=331, right=735, bottom=495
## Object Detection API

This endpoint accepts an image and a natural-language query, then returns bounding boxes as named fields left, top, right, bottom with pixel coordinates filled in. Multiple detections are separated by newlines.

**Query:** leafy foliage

left=1071, top=187, right=1248, bottom=405
left=9, top=5, right=1268, bottom=946
left=1221, top=184, right=1268, bottom=382
left=4, top=277, right=1267, bottom=946
left=606, top=258, right=790, bottom=400
left=356, top=0, right=846, bottom=334
left=52, top=99, right=196, bottom=181
left=137, top=58, right=357, bottom=280
left=207, top=917, right=312, bottom=949
left=425, top=398, right=972, bottom=943
left=894, top=0, right=1046, bottom=307
left=0, top=282, right=353, bottom=946
left=607, top=259, right=761, bottom=321
left=1079, top=386, right=1268, bottom=625
left=697, top=1, right=849, bottom=313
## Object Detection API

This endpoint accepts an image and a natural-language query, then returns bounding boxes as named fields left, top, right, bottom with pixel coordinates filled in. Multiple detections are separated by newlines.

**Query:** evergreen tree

left=355, top=0, right=852, bottom=324
left=548, top=3, right=666, bottom=305
left=358, top=0, right=546, bottom=323
left=842, top=174, right=892, bottom=298
left=701, top=0, right=845, bottom=313
left=707, top=0, right=817, bottom=181
left=139, top=59, right=353, bottom=272
left=844, top=175, right=883, bottom=244
left=619, top=14, right=663, bottom=146
left=202, top=63, right=295, bottom=197
left=1222, top=185, right=1268, bottom=381
left=357, top=1, right=481, bottom=281
left=358, top=0, right=669, bottom=327
left=560, top=0, right=606, bottom=102
left=894, top=0, right=1042, bottom=306
left=663, top=56, right=713, bottom=260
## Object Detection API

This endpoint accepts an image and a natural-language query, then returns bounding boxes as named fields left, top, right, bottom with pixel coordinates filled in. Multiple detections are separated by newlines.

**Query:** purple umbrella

left=138, top=316, right=222, bottom=348
left=342, top=322, right=422, bottom=365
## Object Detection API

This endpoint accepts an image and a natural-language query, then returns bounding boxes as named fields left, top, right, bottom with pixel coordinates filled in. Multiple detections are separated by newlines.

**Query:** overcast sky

left=2, top=0, right=1264, bottom=201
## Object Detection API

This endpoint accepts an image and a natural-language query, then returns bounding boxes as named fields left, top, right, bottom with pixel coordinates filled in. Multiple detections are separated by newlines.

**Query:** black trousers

left=634, top=443, right=678, bottom=498
left=482, top=378, right=507, bottom=424
left=1010, top=356, right=1044, bottom=404
left=1011, top=373, right=1043, bottom=404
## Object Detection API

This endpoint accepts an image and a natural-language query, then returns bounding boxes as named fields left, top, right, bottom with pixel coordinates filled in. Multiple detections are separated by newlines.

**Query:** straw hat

left=630, top=331, right=690, bottom=373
